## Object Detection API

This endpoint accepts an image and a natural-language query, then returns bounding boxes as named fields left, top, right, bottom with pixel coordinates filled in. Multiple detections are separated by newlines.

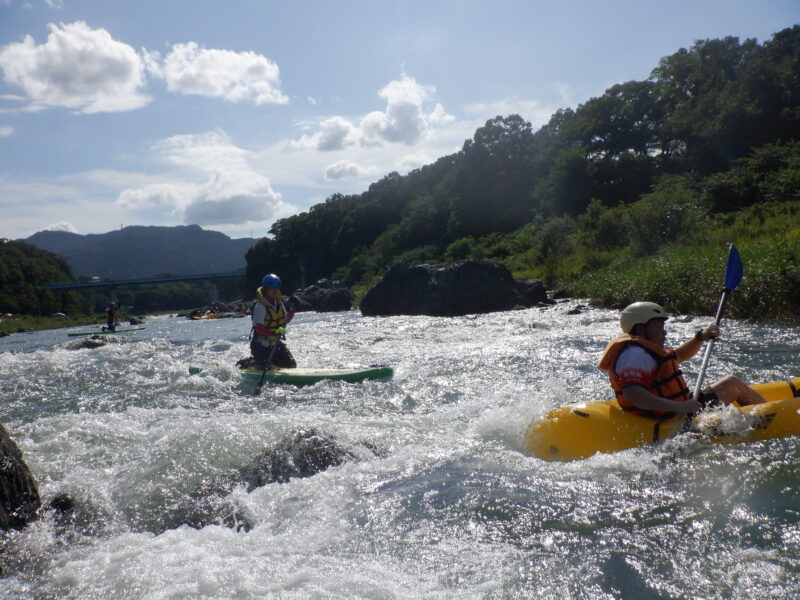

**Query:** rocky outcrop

left=158, top=428, right=382, bottom=533
left=0, top=424, right=41, bottom=531
left=293, top=279, right=354, bottom=312
left=359, top=259, right=551, bottom=317
left=66, top=334, right=120, bottom=350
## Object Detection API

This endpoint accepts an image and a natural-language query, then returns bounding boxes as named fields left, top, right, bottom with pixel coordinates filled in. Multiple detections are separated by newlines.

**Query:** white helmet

left=620, top=302, right=667, bottom=333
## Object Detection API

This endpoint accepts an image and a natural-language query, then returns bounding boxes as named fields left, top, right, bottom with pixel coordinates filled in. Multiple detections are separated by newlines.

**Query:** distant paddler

left=102, top=302, right=118, bottom=332
left=247, top=273, right=303, bottom=370
left=598, top=301, right=766, bottom=417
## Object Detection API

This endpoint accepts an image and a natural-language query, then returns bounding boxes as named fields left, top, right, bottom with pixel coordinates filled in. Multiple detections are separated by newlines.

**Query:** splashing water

left=0, top=302, right=798, bottom=599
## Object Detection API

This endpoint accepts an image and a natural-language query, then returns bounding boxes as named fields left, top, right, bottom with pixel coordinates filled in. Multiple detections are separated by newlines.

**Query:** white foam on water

left=0, top=304, right=798, bottom=598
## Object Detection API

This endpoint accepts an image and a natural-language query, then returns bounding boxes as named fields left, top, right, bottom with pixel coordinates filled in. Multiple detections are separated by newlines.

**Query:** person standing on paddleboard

left=249, top=273, right=299, bottom=369
left=598, top=302, right=765, bottom=417
left=103, top=302, right=117, bottom=332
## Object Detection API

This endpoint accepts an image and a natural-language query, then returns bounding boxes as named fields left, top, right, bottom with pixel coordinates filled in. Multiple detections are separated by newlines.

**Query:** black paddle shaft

left=254, top=336, right=283, bottom=396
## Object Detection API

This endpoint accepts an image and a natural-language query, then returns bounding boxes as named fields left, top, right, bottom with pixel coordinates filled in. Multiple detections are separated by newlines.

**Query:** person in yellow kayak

left=598, top=301, right=765, bottom=417
left=248, top=273, right=299, bottom=369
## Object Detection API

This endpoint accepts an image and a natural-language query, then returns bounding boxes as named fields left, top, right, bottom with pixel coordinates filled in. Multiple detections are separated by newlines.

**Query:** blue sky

left=1, top=0, right=797, bottom=240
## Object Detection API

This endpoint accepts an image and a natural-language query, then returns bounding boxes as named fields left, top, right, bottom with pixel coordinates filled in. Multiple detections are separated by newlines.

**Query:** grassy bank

left=542, top=202, right=800, bottom=321
left=0, top=314, right=101, bottom=335
left=558, top=239, right=799, bottom=320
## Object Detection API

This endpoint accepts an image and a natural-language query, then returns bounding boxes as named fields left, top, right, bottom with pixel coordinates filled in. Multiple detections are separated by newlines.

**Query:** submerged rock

left=360, top=259, right=551, bottom=317
left=160, top=428, right=382, bottom=532
left=0, top=424, right=41, bottom=531
left=66, top=334, right=119, bottom=350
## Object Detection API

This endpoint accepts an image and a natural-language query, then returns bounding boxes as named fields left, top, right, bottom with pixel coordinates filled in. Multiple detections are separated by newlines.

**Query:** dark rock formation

left=292, top=279, right=353, bottom=312
left=0, top=424, right=41, bottom=531
left=159, top=428, right=382, bottom=533
left=66, top=334, right=118, bottom=350
left=359, top=259, right=551, bottom=317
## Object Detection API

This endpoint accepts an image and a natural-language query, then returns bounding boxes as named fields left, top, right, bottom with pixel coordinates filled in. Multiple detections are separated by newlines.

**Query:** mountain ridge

left=25, top=224, right=255, bottom=280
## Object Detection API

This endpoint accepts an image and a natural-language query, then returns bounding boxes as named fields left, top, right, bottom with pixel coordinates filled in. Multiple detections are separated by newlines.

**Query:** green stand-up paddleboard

left=189, top=364, right=393, bottom=386
left=67, top=327, right=146, bottom=337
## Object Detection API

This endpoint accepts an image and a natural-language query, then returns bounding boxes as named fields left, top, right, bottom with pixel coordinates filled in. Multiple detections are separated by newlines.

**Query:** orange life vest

left=598, top=334, right=692, bottom=417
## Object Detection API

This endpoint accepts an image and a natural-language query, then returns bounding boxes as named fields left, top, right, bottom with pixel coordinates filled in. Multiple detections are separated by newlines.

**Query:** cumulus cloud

left=156, top=42, right=288, bottom=105
left=293, top=116, right=358, bottom=151
left=293, top=74, right=455, bottom=154
left=117, top=130, right=287, bottom=226
left=359, top=75, right=450, bottom=146
left=42, top=220, right=79, bottom=233
left=324, top=160, right=368, bottom=180
left=0, top=21, right=150, bottom=113
left=0, top=126, right=13, bottom=136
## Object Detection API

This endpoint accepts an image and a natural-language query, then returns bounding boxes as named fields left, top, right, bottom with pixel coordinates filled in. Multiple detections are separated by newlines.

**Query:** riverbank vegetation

left=0, top=240, right=91, bottom=318
left=246, top=27, right=800, bottom=321
left=0, top=314, right=99, bottom=335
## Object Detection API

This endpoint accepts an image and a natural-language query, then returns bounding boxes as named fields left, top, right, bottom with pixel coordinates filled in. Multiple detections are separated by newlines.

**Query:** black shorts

left=697, top=387, right=722, bottom=409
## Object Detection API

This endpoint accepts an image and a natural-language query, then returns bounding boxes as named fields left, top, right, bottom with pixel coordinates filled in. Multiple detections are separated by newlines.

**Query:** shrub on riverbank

left=550, top=202, right=800, bottom=321
left=560, top=239, right=799, bottom=320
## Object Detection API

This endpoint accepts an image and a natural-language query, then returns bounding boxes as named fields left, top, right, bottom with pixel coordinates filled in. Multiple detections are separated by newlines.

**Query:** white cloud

left=0, top=126, right=13, bottom=136
left=324, top=160, right=368, bottom=180
left=293, top=74, right=456, bottom=154
left=0, top=21, right=150, bottom=113
left=43, top=220, right=79, bottom=233
left=360, top=75, right=442, bottom=146
left=117, top=130, right=290, bottom=226
left=157, top=42, right=288, bottom=105
left=117, top=183, right=191, bottom=209
left=293, top=116, right=358, bottom=151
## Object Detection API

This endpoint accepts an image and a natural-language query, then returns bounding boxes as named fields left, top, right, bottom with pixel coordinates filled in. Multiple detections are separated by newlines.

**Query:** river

left=0, top=301, right=798, bottom=599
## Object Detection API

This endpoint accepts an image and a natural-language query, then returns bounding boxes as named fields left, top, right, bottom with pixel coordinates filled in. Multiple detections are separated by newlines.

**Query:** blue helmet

left=261, top=273, right=282, bottom=288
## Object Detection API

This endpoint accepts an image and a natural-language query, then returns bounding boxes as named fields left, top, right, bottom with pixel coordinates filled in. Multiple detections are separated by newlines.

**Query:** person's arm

left=622, top=385, right=702, bottom=414
left=285, top=303, right=297, bottom=324
left=675, top=324, right=719, bottom=362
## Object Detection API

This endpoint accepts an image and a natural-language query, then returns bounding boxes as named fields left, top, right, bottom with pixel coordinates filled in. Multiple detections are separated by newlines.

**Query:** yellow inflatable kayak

left=525, top=377, right=800, bottom=461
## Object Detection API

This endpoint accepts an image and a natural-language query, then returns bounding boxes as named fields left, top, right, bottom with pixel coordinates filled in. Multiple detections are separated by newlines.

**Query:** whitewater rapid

left=0, top=301, right=798, bottom=599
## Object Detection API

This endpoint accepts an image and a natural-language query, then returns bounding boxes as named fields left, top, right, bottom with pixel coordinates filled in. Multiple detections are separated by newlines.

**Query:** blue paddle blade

left=725, top=244, right=743, bottom=290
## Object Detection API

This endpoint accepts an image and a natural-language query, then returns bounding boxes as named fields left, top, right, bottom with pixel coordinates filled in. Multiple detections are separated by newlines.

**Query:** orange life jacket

left=598, top=334, right=692, bottom=417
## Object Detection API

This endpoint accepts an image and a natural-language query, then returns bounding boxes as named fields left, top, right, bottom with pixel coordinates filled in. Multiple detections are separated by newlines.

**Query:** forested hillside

left=246, top=27, right=800, bottom=319
left=0, top=240, right=90, bottom=316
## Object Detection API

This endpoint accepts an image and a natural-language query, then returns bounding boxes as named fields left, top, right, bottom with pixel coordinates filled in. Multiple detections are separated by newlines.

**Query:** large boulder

left=359, top=259, right=550, bottom=317
left=0, top=424, right=41, bottom=531
left=293, top=279, right=354, bottom=312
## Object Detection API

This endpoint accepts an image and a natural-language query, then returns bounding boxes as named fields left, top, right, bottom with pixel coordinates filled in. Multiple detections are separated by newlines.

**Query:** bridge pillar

left=109, top=288, right=119, bottom=305
left=210, top=279, right=219, bottom=304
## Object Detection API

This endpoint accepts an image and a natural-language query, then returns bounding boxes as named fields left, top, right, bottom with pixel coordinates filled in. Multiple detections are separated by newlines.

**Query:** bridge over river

left=48, top=271, right=245, bottom=304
